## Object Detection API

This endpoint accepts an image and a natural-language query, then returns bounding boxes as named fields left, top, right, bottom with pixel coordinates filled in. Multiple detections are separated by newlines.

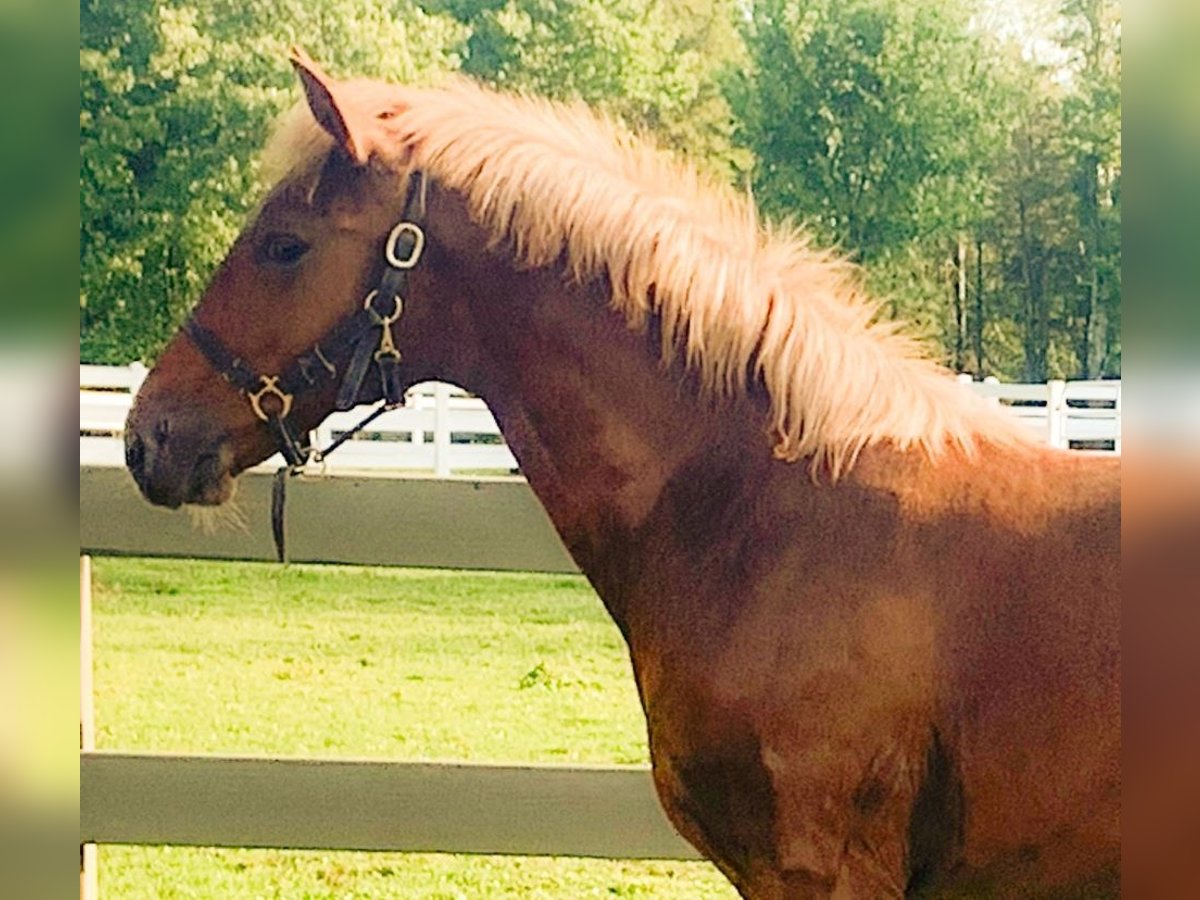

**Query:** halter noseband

left=183, top=171, right=429, bottom=468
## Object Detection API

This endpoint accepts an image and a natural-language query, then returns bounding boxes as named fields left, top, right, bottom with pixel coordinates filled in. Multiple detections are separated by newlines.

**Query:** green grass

left=92, top=557, right=736, bottom=898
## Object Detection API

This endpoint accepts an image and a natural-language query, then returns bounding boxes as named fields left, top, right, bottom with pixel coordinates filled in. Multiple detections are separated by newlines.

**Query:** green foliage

left=1057, top=0, right=1121, bottom=377
left=79, top=0, right=1120, bottom=380
left=728, top=0, right=1121, bottom=378
left=958, top=0, right=1121, bottom=380
left=79, top=0, right=466, bottom=363
left=454, top=0, right=750, bottom=175
left=730, top=0, right=985, bottom=257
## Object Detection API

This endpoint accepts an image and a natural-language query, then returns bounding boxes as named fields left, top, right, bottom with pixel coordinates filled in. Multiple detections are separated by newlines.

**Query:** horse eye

left=260, top=233, right=309, bottom=266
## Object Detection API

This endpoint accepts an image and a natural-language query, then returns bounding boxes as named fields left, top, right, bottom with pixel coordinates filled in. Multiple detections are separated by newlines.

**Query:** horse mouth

left=188, top=451, right=237, bottom=506
left=125, top=429, right=237, bottom=508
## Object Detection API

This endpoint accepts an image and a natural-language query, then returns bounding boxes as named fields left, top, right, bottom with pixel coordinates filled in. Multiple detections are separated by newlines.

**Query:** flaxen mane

left=261, top=78, right=1030, bottom=476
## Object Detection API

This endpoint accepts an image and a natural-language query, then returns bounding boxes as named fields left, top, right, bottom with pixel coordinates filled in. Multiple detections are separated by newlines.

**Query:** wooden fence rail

left=80, top=752, right=699, bottom=860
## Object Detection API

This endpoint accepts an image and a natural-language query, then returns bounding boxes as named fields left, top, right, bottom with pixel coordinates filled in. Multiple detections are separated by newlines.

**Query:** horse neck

left=446, top=263, right=771, bottom=625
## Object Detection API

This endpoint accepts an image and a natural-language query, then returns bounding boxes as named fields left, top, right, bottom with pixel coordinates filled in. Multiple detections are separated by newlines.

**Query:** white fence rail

left=81, top=751, right=698, bottom=860
left=81, top=365, right=1120, bottom=475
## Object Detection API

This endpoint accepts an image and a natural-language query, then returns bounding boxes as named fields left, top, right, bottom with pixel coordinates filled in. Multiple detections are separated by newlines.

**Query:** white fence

left=957, top=374, right=1121, bottom=452
left=80, top=363, right=518, bottom=475
left=81, top=364, right=1120, bottom=475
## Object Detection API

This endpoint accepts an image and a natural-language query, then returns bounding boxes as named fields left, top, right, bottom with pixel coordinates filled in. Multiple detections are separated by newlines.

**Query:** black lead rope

left=271, top=466, right=290, bottom=563
left=269, top=399, right=398, bottom=562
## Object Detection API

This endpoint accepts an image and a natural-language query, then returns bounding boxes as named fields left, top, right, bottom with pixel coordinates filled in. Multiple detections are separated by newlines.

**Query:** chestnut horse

left=125, top=51, right=1119, bottom=898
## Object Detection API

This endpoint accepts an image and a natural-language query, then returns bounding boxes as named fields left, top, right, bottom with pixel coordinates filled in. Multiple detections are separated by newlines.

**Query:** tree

left=730, top=0, right=991, bottom=258
left=80, top=0, right=466, bottom=363
left=729, top=0, right=1024, bottom=370
left=971, top=0, right=1120, bottom=381
left=441, top=0, right=749, bottom=176
left=80, top=0, right=1119, bottom=377
left=727, top=0, right=1121, bottom=379
left=1058, top=0, right=1121, bottom=377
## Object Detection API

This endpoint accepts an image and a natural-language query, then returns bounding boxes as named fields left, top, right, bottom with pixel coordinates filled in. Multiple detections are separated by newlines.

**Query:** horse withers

left=125, top=51, right=1119, bottom=898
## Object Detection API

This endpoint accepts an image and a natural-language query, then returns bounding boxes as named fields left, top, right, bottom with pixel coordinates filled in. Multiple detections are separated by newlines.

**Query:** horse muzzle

left=125, top=404, right=235, bottom=508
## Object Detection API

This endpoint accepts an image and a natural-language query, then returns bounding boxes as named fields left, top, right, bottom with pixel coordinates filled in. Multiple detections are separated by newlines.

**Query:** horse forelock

left=260, top=77, right=1033, bottom=475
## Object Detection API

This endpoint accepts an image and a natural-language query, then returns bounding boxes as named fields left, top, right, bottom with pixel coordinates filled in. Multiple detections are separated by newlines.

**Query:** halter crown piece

left=182, top=172, right=429, bottom=560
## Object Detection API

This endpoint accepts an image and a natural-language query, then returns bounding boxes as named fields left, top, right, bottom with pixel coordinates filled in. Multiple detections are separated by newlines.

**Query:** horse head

left=126, top=50, right=488, bottom=507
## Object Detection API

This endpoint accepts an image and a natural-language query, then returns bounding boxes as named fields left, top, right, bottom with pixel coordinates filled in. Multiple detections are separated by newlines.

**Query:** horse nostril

left=125, top=410, right=230, bottom=507
left=126, top=433, right=146, bottom=482
left=153, top=418, right=171, bottom=445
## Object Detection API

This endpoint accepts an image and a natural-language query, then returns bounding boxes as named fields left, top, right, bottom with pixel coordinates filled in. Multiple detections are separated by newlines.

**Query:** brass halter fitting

left=247, top=375, right=294, bottom=422
left=362, top=289, right=403, bottom=324
left=385, top=221, right=425, bottom=269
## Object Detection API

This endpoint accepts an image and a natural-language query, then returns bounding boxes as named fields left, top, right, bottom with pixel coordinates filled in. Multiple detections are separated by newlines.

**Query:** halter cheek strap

left=335, top=216, right=424, bottom=410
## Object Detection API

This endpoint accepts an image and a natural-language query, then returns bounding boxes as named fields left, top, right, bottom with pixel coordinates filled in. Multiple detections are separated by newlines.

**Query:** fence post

left=433, top=383, right=452, bottom=478
left=1112, top=383, right=1122, bottom=455
left=1047, top=379, right=1067, bottom=449
left=80, top=556, right=98, bottom=900
left=982, top=375, right=1000, bottom=406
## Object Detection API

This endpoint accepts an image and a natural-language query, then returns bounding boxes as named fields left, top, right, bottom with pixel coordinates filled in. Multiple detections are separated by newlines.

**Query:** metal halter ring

left=363, top=289, right=403, bottom=324
left=385, top=221, right=425, bottom=269
left=248, top=375, right=294, bottom=422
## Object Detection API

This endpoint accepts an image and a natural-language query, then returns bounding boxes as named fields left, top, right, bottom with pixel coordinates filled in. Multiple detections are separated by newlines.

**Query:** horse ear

left=289, top=46, right=379, bottom=166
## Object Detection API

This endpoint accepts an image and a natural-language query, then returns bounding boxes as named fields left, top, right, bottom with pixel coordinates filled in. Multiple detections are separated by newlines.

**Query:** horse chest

left=639, top=683, right=788, bottom=890
left=623, top=589, right=956, bottom=896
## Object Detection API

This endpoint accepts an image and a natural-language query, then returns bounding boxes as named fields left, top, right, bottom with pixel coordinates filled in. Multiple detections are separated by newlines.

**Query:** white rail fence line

left=80, top=364, right=518, bottom=475
left=81, top=365, right=1120, bottom=474
left=78, top=558, right=692, bottom=870
left=956, top=373, right=1121, bottom=453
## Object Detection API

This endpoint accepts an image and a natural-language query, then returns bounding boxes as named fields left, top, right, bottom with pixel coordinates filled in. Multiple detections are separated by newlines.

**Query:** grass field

left=91, top=557, right=737, bottom=898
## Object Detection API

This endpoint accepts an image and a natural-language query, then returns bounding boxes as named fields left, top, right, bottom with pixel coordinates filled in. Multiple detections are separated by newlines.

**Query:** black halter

left=183, top=172, right=428, bottom=561
left=183, top=171, right=428, bottom=468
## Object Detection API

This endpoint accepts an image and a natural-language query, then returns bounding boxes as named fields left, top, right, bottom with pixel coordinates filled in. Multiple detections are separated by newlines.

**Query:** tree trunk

left=1078, top=153, right=1102, bottom=378
left=1018, top=196, right=1048, bottom=383
left=951, top=235, right=966, bottom=373
left=972, top=236, right=986, bottom=375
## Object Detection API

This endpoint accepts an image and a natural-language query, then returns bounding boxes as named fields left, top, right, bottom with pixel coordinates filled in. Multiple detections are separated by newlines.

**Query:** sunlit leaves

left=79, top=0, right=467, bottom=363
left=457, top=0, right=748, bottom=176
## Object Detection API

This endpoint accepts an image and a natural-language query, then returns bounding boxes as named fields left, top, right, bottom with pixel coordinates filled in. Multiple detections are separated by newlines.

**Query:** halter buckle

left=385, top=221, right=425, bottom=269
left=248, top=375, right=294, bottom=422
